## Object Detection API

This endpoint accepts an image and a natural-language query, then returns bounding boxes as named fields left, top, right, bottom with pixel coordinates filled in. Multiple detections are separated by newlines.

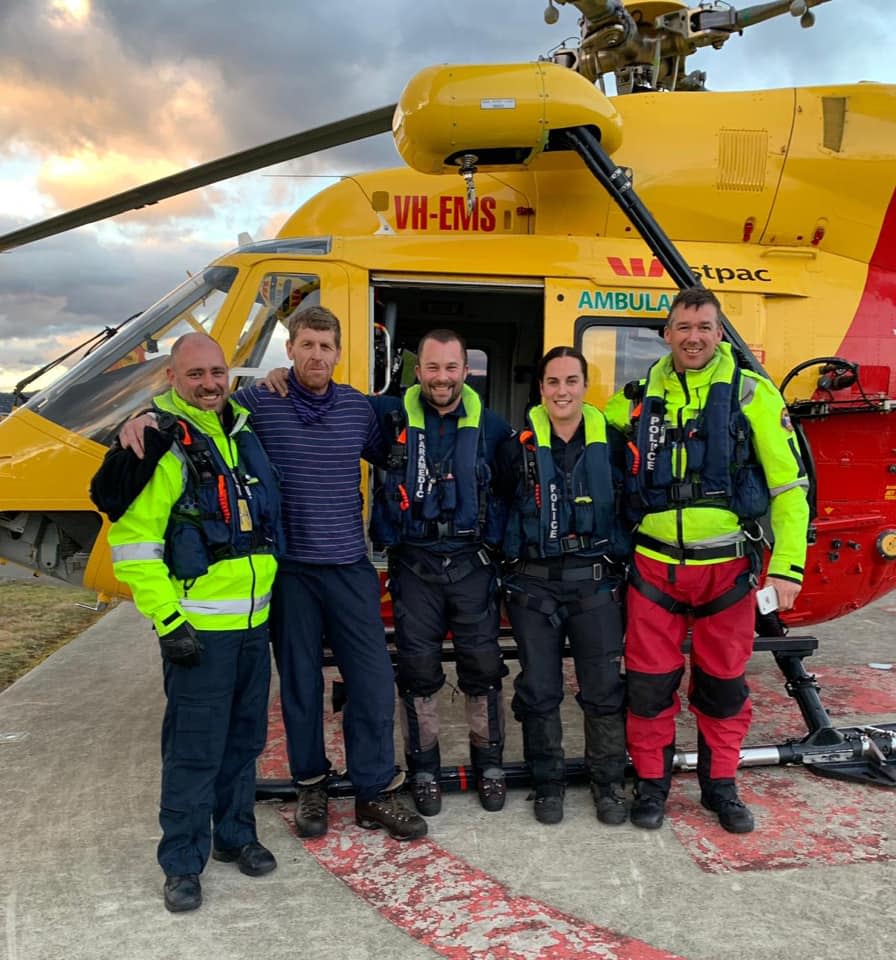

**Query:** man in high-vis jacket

left=106, top=333, right=281, bottom=912
left=606, top=287, right=809, bottom=834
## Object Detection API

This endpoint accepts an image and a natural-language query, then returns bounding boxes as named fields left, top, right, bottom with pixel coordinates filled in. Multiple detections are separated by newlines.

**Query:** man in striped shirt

left=234, top=306, right=426, bottom=841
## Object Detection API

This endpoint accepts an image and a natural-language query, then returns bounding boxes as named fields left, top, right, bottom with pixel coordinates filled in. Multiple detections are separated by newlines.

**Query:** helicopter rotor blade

left=0, top=104, right=397, bottom=253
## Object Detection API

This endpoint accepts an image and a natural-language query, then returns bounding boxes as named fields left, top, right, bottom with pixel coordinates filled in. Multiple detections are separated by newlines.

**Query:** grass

left=0, top=579, right=116, bottom=691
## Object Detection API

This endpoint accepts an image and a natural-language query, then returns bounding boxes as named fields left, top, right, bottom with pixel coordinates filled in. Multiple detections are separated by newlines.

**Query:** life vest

left=370, top=384, right=502, bottom=546
left=624, top=348, right=769, bottom=524
left=503, top=404, right=625, bottom=561
left=162, top=411, right=283, bottom=581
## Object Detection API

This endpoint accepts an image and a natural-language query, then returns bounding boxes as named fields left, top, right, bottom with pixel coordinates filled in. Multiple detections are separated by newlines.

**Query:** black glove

left=159, top=621, right=203, bottom=668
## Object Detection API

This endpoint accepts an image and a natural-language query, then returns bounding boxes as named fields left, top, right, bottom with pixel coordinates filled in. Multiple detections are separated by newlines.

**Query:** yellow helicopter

left=3, top=0, right=896, bottom=787
left=0, top=0, right=894, bottom=631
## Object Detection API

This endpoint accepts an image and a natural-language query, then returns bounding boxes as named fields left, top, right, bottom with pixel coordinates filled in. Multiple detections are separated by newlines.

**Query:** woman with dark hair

left=496, top=346, right=629, bottom=825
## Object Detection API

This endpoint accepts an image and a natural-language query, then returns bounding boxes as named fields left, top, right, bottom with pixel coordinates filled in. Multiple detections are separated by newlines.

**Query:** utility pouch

left=650, top=445, right=674, bottom=489
left=683, top=418, right=706, bottom=473
left=730, top=462, right=770, bottom=520
left=573, top=497, right=594, bottom=533
left=438, top=475, right=457, bottom=512
left=165, top=519, right=210, bottom=581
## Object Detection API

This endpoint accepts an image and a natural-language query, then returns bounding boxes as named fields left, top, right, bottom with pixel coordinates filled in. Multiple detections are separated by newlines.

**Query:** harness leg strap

left=629, top=566, right=752, bottom=619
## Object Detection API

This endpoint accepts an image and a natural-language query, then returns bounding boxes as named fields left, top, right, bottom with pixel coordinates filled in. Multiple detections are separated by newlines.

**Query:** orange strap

left=217, top=475, right=232, bottom=522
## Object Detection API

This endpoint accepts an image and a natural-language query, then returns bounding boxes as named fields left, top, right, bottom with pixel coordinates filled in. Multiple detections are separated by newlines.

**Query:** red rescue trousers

left=625, top=553, right=754, bottom=780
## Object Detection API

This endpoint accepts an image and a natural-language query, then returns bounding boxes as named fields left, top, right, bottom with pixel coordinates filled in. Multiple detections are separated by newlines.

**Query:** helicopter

left=0, top=0, right=894, bottom=783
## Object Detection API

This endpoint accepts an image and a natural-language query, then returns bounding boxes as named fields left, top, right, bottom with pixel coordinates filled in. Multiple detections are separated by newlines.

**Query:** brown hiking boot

left=356, top=777, right=428, bottom=840
left=294, top=778, right=328, bottom=838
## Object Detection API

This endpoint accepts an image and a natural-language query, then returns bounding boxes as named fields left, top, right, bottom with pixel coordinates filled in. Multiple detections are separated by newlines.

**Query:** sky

left=0, top=0, right=894, bottom=391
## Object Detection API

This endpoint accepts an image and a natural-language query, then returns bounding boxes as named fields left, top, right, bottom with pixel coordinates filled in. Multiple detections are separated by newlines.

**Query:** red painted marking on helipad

left=668, top=770, right=894, bottom=873
left=280, top=805, right=682, bottom=960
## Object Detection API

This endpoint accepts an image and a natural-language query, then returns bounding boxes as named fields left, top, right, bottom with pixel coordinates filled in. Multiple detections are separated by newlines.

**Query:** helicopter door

left=369, top=276, right=544, bottom=425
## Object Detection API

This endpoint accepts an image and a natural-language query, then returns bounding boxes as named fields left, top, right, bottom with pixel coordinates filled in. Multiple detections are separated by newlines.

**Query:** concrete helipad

left=1, top=594, right=893, bottom=960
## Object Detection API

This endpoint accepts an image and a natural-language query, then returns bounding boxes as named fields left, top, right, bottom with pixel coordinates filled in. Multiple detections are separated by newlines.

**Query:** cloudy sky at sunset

left=0, top=0, right=893, bottom=391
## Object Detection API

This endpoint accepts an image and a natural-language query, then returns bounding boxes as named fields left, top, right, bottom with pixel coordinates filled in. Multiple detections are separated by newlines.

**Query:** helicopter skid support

left=256, top=633, right=896, bottom=801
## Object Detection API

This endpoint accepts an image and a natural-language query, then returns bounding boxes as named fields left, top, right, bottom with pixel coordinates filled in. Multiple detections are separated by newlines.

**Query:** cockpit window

left=232, top=273, right=321, bottom=383
left=26, top=266, right=238, bottom=444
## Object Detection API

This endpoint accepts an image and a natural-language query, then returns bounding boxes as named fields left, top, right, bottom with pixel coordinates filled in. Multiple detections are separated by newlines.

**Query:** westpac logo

left=607, top=256, right=772, bottom=285
left=607, top=257, right=664, bottom=278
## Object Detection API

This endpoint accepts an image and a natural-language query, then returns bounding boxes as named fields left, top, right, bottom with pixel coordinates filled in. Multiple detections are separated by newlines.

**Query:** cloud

left=0, top=0, right=894, bottom=391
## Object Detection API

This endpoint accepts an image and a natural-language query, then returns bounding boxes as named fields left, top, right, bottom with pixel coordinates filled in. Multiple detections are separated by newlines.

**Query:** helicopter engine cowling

left=392, top=61, right=623, bottom=175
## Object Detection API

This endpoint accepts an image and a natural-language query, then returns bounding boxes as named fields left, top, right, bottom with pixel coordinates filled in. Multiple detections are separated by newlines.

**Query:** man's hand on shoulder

left=119, top=412, right=160, bottom=460
left=258, top=367, right=290, bottom=397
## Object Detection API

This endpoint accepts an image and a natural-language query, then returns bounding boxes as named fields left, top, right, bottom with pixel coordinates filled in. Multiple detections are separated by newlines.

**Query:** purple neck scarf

left=287, top=368, right=336, bottom=425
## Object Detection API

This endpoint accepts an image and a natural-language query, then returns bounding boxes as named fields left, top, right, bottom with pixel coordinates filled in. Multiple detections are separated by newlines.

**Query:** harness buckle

left=592, top=562, right=604, bottom=581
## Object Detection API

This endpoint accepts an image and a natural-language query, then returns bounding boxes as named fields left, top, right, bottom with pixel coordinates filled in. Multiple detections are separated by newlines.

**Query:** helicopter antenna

left=12, top=314, right=141, bottom=405
left=546, top=0, right=832, bottom=93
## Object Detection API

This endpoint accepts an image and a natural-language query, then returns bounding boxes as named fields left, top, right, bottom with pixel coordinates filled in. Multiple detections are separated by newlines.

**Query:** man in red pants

left=606, top=287, right=809, bottom=833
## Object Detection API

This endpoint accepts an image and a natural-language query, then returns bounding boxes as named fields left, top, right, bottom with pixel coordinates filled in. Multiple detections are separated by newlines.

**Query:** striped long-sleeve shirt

left=235, top=383, right=383, bottom=564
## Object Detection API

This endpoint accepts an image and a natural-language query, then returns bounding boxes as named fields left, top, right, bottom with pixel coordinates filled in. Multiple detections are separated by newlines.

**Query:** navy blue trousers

left=158, top=623, right=270, bottom=877
left=270, top=559, right=396, bottom=801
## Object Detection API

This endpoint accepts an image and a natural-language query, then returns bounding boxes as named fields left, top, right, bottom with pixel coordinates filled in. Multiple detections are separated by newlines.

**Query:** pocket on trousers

left=174, top=704, right=212, bottom=763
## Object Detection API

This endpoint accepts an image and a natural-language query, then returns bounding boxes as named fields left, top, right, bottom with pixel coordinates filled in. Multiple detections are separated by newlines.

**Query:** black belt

left=393, top=547, right=493, bottom=584
left=513, top=561, right=609, bottom=582
left=635, top=532, right=746, bottom=562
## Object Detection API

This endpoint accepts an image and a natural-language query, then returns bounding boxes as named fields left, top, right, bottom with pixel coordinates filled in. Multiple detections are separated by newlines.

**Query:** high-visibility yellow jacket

left=108, top=389, right=279, bottom=635
left=605, top=344, right=809, bottom=583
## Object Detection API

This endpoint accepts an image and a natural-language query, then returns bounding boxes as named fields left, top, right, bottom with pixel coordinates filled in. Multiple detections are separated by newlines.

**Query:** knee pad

left=396, top=653, right=445, bottom=698
left=626, top=667, right=684, bottom=718
left=689, top=665, right=749, bottom=719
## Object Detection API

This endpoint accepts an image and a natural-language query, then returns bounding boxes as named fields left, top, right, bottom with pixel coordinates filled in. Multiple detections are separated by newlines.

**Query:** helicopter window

left=26, top=266, right=238, bottom=445
left=231, top=273, right=321, bottom=383
left=577, top=318, right=667, bottom=409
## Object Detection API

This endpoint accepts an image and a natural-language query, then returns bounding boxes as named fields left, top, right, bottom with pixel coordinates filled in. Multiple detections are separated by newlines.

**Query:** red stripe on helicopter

left=837, top=185, right=896, bottom=394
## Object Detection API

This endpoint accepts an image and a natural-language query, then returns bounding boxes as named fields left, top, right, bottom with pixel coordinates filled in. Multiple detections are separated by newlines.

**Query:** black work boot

left=533, top=784, right=565, bottom=825
left=163, top=874, right=201, bottom=912
left=355, top=773, right=428, bottom=840
left=471, top=743, right=507, bottom=812
left=294, top=776, right=328, bottom=838
left=700, top=779, right=755, bottom=833
left=521, top=712, right=565, bottom=824
left=590, top=782, right=628, bottom=825
left=583, top=713, right=628, bottom=825
left=406, top=746, right=442, bottom=816
left=697, top=734, right=755, bottom=833
left=630, top=781, right=667, bottom=830
left=630, top=743, right=674, bottom=830
left=410, top=772, right=442, bottom=817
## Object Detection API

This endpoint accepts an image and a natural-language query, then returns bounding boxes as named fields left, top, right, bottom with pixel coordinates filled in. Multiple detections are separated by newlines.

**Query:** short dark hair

left=287, top=304, right=341, bottom=350
left=666, top=287, right=721, bottom=326
left=416, top=328, right=467, bottom=364
left=537, top=345, right=588, bottom=384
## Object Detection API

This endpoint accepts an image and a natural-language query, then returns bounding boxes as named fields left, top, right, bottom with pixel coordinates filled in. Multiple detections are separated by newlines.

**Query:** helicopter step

left=258, top=631, right=896, bottom=801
